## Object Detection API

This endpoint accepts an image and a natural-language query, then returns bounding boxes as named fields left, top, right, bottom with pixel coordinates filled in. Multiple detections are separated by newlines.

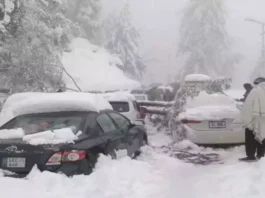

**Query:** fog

left=102, top=0, right=265, bottom=87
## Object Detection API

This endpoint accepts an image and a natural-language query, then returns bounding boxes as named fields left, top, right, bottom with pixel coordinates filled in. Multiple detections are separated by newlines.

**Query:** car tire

left=132, top=135, right=148, bottom=159
left=104, top=142, right=117, bottom=159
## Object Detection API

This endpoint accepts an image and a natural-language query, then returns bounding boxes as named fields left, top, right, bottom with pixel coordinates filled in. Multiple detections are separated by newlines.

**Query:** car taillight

left=46, top=150, right=86, bottom=165
left=181, top=119, right=202, bottom=124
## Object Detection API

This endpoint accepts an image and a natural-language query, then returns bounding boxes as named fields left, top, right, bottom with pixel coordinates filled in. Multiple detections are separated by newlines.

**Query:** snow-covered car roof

left=0, top=92, right=112, bottom=126
left=101, top=91, right=136, bottom=102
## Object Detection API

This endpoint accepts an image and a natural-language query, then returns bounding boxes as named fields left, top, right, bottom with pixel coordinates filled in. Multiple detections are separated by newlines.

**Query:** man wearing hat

left=239, top=77, right=265, bottom=161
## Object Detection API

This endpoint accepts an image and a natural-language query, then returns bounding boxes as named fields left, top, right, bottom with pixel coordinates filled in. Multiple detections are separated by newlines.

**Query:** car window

left=96, top=113, right=117, bottom=133
left=109, top=101, right=130, bottom=112
left=132, top=101, right=140, bottom=112
left=2, top=112, right=87, bottom=135
left=108, top=112, right=130, bottom=132
left=84, top=112, right=98, bottom=134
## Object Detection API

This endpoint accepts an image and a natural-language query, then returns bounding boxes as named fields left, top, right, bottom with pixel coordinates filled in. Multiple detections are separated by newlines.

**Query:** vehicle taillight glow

left=62, top=151, right=86, bottom=162
left=181, top=119, right=202, bottom=124
left=46, top=150, right=86, bottom=165
left=46, top=152, right=62, bottom=165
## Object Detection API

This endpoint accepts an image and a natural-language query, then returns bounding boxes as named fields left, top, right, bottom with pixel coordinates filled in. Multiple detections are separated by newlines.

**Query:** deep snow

left=0, top=123, right=263, bottom=198
left=62, top=38, right=141, bottom=92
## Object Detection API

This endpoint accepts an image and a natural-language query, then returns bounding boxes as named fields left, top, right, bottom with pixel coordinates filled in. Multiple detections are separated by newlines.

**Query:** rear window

left=2, top=112, right=87, bottom=135
left=109, top=101, right=130, bottom=112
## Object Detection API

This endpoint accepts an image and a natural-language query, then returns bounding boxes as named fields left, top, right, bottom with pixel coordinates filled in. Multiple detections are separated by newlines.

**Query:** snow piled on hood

left=179, top=91, right=240, bottom=120
left=62, top=38, right=141, bottom=92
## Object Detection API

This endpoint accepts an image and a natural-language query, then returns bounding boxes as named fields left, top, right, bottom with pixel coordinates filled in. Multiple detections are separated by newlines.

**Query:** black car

left=0, top=110, right=148, bottom=177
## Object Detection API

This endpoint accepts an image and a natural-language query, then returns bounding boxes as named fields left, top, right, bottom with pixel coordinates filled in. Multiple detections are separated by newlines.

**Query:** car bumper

left=186, top=127, right=245, bottom=145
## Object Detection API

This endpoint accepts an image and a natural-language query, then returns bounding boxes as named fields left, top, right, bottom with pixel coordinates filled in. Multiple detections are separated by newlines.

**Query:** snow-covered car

left=179, top=91, right=244, bottom=145
left=101, top=92, right=145, bottom=123
left=0, top=92, right=148, bottom=177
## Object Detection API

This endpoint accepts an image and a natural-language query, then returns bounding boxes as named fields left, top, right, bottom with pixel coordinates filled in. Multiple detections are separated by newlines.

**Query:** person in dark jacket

left=242, top=83, right=253, bottom=102
left=239, top=78, right=265, bottom=162
left=238, top=83, right=253, bottom=102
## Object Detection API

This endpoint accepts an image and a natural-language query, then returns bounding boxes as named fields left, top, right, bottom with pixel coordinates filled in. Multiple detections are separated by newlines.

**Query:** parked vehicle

left=178, top=92, right=244, bottom=145
left=0, top=92, right=148, bottom=177
left=102, top=92, right=146, bottom=122
left=174, top=74, right=244, bottom=145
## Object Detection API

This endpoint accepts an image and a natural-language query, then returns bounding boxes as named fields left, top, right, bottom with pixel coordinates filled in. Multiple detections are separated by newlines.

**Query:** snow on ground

left=62, top=38, right=141, bottom=92
left=0, top=123, right=264, bottom=198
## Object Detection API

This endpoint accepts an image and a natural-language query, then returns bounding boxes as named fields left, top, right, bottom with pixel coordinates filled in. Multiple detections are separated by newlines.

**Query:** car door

left=107, top=111, right=140, bottom=157
left=96, top=113, right=128, bottom=157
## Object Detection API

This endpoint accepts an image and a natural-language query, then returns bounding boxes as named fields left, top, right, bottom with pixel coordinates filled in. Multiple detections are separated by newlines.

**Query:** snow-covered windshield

left=1, top=112, right=87, bottom=135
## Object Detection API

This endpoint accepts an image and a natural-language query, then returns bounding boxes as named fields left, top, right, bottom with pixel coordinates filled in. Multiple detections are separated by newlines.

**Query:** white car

left=178, top=92, right=244, bottom=145
left=175, top=74, right=244, bottom=145
left=101, top=92, right=143, bottom=122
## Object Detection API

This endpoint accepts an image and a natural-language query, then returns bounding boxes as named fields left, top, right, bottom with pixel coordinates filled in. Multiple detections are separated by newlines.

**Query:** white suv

left=101, top=92, right=143, bottom=122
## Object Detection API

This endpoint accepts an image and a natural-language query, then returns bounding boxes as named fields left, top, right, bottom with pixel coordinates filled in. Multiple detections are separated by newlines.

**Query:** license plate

left=5, top=157, right=26, bottom=168
left=209, top=121, right=226, bottom=128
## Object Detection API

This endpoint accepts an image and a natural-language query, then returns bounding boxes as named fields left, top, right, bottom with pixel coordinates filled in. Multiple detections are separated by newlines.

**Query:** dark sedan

left=0, top=110, right=148, bottom=177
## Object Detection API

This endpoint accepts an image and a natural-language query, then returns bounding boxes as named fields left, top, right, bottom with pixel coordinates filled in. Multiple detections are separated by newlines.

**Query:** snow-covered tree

left=0, top=0, right=81, bottom=92
left=65, top=0, right=101, bottom=41
left=102, top=3, right=146, bottom=80
left=178, top=0, right=241, bottom=77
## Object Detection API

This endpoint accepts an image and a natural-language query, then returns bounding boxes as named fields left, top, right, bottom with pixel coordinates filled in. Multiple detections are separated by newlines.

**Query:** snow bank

left=179, top=91, right=240, bottom=120
left=0, top=92, right=112, bottom=126
left=0, top=154, right=171, bottom=198
left=62, top=38, right=141, bottom=92
left=23, top=128, right=78, bottom=145
left=184, top=74, right=212, bottom=82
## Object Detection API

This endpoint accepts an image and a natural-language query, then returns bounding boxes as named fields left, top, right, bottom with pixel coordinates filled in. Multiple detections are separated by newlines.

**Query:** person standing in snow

left=240, top=83, right=253, bottom=102
left=239, top=77, right=265, bottom=162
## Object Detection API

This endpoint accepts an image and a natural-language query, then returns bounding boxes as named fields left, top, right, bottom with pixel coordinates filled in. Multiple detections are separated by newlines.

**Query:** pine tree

left=0, top=0, right=80, bottom=92
left=66, top=0, right=101, bottom=41
left=178, top=0, right=240, bottom=78
left=102, top=3, right=145, bottom=80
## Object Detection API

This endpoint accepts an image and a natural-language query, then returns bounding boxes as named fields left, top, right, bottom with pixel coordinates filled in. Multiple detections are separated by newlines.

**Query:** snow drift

left=62, top=38, right=141, bottom=92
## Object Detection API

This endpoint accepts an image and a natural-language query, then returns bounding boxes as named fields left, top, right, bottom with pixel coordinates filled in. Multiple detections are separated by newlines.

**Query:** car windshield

left=109, top=101, right=130, bottom=112
left=3, top=112, right=87, bottom=135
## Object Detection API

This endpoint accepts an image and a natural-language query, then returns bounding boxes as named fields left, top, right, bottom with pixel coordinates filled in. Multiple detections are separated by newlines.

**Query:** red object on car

left=140, top=107, right=147, bottom=119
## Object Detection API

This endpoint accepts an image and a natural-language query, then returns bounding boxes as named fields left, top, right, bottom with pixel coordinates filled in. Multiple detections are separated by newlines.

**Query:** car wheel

left=142, top=134, right=148, bottom=146
left=132, top=135, right=148, bottom=159
left=104, top=143, right=117, bottom=159
left=108, top=149, right=117, bottom=159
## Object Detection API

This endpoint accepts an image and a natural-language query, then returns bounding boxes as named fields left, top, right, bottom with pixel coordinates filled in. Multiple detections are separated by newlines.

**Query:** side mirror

left=131, top=119, right=145, bottom=126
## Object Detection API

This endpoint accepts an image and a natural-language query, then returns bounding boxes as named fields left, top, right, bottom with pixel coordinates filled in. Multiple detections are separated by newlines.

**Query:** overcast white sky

left=102, top=0, right=265, bottom=87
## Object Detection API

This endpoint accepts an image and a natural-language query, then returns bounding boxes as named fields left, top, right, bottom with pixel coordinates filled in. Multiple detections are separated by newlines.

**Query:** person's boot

left=239, top=156, right=258, bottom=162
